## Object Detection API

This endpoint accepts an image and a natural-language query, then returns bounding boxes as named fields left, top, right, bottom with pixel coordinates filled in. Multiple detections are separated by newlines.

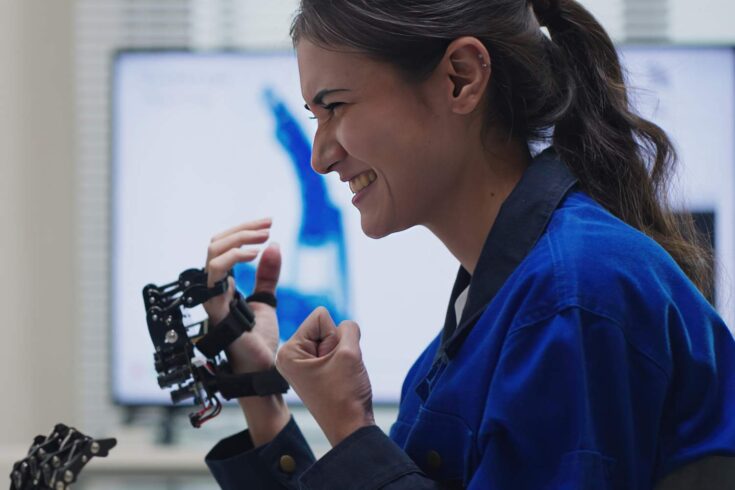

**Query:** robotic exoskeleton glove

left=9, top=424, right=116, bottom=490
left=143, top=268, right=288, bottom=427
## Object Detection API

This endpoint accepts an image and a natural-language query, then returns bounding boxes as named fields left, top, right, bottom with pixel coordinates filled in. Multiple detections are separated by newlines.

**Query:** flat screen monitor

left=111, top=46, right=735, bottom=406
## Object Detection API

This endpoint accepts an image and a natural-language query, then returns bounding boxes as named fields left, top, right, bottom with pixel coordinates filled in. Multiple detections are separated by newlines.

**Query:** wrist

left=323, top=410, right=375, bottom=448
left=226, top=342, right=276, bottom=374
left=228, top=354, right=275, bottom=374
left=239, top=394, right=291, bottom=447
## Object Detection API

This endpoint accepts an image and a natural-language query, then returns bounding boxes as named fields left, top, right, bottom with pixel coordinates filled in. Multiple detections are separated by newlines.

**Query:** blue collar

left=438, top=148, right=579, bottom=360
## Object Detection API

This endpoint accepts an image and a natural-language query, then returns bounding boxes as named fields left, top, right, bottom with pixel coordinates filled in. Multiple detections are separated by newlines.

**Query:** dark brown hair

left=291, top=0, right=713, bottom=297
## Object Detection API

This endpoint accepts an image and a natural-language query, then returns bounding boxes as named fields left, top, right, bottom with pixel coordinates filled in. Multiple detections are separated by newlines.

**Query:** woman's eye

left=309, top=102, right=344, bottom=120
left=324, top=102, right=344, bottom=111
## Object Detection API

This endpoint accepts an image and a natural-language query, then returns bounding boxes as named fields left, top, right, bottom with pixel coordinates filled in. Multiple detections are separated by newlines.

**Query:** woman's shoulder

left=548, top=190, right=671, bottom=261
left=520, top=190, right=709, bottom=324
left=496, top=190, right=722, bottom=376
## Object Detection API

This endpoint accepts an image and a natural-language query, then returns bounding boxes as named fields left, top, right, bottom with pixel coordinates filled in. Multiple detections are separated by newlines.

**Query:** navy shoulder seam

left=506, top=303, right=672, bottom=381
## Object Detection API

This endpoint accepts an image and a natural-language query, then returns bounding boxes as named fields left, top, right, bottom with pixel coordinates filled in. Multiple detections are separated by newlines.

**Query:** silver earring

left=478, top=53, right=489, bottom=69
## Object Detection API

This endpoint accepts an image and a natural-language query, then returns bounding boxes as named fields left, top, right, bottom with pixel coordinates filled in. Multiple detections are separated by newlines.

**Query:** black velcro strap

left=196, top=293, right=255, bottom=358
left=178, top=268, right=230, bottom=306
left=246, top=291, right=277, bottom=308
left=217, top=367, right=289, bottom=399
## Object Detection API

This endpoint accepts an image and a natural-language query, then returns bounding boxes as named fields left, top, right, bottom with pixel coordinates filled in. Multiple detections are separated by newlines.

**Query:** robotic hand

left=143, top=268, right=288, bottom=427
left=9, top=424, right=116, bottom=490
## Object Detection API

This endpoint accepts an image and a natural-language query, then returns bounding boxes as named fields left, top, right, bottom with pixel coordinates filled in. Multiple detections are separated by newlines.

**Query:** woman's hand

left=276, top=307, right=375, bottom=447
left=203, top=218, right=281, bottom=373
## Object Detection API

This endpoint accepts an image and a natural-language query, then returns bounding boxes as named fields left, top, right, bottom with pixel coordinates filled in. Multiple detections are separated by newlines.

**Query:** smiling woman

left=297, top=38, right=510, bottom=243
left=201, top=0, right=735, bottom=489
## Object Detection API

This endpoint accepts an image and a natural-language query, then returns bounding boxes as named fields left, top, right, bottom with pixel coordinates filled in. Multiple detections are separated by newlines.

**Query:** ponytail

left=533, top=0, right=713, bottom=298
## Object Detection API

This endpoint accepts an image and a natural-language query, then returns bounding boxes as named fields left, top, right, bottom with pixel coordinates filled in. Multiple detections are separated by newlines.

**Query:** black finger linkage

left=9, top=424, right=116, bottom=490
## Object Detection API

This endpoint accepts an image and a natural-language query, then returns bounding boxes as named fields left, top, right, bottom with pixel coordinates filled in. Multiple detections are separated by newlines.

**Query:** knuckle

left=335, top=347, right=358, bottom=363
left=339, top=320, right=358, bottom=330
left=307, top=307, right=324, bottom=321
left=315, top=306, right=329, bottom=318
left=208, top=259, right=222, bottom=275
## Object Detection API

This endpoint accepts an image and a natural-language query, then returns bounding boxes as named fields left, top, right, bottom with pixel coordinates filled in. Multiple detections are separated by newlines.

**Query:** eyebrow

left=305, top=88, right=350, bottom=110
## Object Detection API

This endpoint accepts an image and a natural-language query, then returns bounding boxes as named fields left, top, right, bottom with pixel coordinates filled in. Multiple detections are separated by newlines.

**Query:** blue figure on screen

left=233, top=88, right=350, bottom=341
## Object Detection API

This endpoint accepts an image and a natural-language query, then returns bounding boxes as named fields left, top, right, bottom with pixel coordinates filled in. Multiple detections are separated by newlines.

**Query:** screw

left=56, top=481, right=65, bottom=490
left=184, top=281, right=191, bottom=287
left=186, top=297, right=193, bottom=305
left=152, top=314, right=159, bottom=322
left=165, top=330, right=179, bottom=344
left=64, top=470, right=74, bottom=483
left=149, top=296, right=156, bottom=304
left=81, top=455, right=88, bottom=463
left=90, top=442, right=100, bottom=455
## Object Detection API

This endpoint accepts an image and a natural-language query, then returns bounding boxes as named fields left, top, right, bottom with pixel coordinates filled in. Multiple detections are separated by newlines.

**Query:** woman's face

left=297, top=40, right=470, bottom=239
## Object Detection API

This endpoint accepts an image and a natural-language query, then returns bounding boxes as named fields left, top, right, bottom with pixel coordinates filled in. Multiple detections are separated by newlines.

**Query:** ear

left=439, top=37, right=491, bottom=115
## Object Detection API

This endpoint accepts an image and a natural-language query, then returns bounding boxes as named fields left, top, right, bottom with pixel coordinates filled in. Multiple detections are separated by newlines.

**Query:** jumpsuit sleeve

left=205, top=416, right=316, bottom=489
left=298, top=425, right=441, bottom=489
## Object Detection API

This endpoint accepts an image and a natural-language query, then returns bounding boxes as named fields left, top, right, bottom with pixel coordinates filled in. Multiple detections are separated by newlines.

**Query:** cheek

left=337, top=102, right=430, bottom=170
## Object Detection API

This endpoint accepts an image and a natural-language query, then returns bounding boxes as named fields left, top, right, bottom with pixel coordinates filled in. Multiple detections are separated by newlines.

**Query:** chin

left=361, top=224, right=391, bottom=240
left=360, top=214, right=410, bottom=240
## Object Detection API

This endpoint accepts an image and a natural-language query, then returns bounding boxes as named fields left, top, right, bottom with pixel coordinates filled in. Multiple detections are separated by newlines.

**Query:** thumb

left=253, top=242, right=281, bottom=294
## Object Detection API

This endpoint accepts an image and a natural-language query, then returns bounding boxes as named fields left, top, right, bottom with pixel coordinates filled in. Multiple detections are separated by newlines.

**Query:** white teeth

left=349, top=170, right=377, bottom=194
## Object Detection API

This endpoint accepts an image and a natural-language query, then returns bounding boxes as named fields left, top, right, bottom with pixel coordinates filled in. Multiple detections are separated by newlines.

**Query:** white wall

left=0, top=0, right=32, bottom=444
left=671, top=0, right=735, bottom=43
left=0, top=0, right=76, bottom=443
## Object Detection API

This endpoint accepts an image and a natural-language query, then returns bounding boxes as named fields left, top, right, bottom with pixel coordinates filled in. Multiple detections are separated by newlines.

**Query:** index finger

left=211, top=217, right=273, bottom=242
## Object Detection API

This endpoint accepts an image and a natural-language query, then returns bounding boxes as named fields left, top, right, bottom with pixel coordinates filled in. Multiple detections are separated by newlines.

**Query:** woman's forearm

left=238, top=394, right=291, bottom=447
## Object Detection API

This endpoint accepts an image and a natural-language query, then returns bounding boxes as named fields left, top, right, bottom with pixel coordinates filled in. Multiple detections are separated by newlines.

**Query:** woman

left=202, top=0, right=735, bottom=488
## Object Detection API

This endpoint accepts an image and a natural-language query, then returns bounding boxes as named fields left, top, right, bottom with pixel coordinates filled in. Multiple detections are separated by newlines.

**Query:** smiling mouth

left=348, top=170, right=377, bottom=194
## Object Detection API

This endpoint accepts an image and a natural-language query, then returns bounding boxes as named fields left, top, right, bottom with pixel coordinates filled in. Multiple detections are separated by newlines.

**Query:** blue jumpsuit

left=205, top=149, right=735, bottom=489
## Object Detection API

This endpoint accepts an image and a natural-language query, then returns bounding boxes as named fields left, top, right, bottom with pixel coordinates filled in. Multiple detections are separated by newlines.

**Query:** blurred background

left=1, top=0, right=734, bottom=488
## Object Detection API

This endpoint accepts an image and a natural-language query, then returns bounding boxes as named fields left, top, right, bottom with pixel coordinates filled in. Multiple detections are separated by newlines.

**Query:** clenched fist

left=276, top=307, right=375, bottom=447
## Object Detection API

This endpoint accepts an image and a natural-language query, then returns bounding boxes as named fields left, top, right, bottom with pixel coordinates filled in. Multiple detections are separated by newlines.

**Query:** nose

left=311, top=124, right=347, bottom=175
